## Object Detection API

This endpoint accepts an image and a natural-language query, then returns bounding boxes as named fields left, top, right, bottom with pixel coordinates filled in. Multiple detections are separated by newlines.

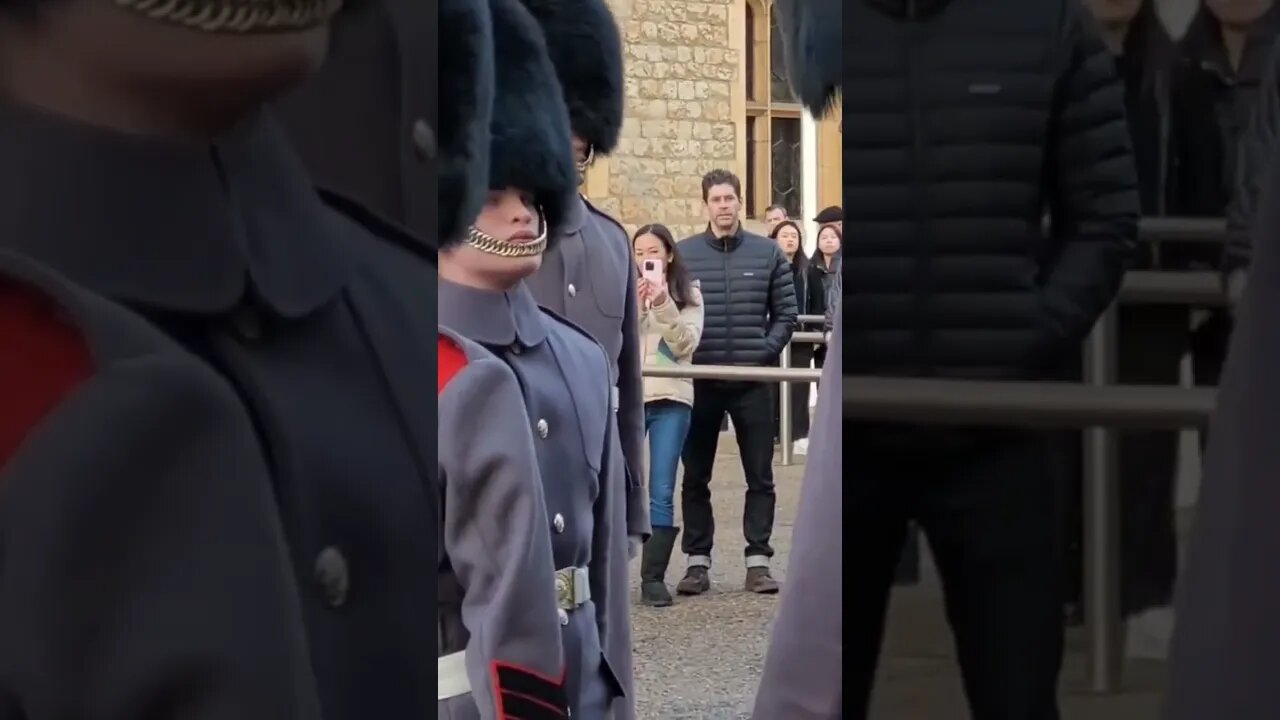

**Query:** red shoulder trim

left=438, top=334, right=469, bottom=395
left=489, top=661, right=568, bottom=719
left=0, top=279, right=93, bottom=467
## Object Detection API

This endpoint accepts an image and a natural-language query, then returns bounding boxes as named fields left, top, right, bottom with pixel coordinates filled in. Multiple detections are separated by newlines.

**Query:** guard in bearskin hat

left=752, top=2, right=843, bottom=717
left=436, top=0, right=634, bottom=715
left=518, top=0, right=652, bottom=556
left=0, top=0, right=490, bottom=716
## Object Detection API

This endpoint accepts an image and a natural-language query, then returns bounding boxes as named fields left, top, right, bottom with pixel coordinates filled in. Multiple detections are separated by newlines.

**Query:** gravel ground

left=627, top=434, right=809, bottom=719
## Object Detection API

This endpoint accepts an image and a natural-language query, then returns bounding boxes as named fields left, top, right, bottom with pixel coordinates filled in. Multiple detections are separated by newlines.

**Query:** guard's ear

left=439, top=0, right=496, bottom=245
left=775, top=0, right=841, bottom=117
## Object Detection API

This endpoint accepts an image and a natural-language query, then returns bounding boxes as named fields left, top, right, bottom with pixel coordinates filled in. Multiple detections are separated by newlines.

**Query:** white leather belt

left=437, top=650, right=470, bottom=701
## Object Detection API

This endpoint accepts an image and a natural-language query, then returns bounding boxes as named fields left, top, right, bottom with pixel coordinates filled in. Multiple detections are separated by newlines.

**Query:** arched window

left=744, top=0, right=805, bottom=221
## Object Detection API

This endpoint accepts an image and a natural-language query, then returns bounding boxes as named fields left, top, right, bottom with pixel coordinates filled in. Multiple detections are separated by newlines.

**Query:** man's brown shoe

left=675, top=566, right=711, bottom=595
left=745, top=567, right=779, bottom=594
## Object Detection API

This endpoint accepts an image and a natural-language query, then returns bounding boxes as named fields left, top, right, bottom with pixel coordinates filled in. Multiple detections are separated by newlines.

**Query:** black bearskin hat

left=518, top=0, right=624, bottom=155
left=439, top=0, right=496, bottom=244
left=438, top=0, right=575, bottom=249
left=775, top=0, right=840, bottom=117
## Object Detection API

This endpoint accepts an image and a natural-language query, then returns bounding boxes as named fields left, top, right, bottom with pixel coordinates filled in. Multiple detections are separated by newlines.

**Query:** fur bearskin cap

left=775, top=0, right=840, bottom=117
left=518, top=0, right=624, bottom=155
left=438, top=0, right=575, bottom=249
left=439, top=0, right=496, bottom=244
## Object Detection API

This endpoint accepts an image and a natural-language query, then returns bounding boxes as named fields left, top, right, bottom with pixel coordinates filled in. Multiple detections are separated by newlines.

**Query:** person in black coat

left=842, top=0, right=1138, bottom=716
left=768, top=220, right=814, bottom=445
left=1074, top=0, right=1184, bottom=625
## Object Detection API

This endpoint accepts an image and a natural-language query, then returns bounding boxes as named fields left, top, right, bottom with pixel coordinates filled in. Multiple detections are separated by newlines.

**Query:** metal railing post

left=1083, top=304, right=1123, bottom=693
left=779, top=342, right=793, bottom=466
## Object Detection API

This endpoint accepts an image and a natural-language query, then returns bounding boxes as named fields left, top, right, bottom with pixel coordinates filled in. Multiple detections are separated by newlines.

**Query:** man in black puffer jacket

left=674, top=169, right=798, bottom=596
left=843, top=0, right=1139, bottom=718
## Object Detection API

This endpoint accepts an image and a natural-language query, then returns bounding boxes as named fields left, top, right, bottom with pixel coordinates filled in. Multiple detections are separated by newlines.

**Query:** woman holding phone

left=632, top=223, right=705, bottom=607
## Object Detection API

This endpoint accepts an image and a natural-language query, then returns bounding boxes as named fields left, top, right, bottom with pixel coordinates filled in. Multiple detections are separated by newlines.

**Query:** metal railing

left=641, top=217, right=1231, bottom=694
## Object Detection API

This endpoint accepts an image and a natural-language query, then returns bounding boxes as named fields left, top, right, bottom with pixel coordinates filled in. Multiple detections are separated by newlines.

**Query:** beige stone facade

left=584, top=0, right=842, bottom=242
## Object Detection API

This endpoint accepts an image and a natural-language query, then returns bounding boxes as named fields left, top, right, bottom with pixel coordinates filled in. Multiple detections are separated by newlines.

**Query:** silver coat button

left=558, top=609, right=569, bottom=626
left=552, top=513, right=565, bottom=533
left=411, top=119, right=436, bottom=161
left=567, top=283, right=577, bottom=298
left=510, top=344, right=522, bottom=356
left=536, top=418, right=549, bottom=438
left=314, top=546, right=349, bottom=608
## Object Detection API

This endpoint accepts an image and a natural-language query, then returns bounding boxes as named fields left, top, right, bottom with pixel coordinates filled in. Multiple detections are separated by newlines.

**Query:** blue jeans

left=644, top=400, right=691, bottom=528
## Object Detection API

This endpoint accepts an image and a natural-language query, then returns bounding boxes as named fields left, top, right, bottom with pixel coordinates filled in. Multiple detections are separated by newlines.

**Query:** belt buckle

left=555, top=568, right=574, bottom=611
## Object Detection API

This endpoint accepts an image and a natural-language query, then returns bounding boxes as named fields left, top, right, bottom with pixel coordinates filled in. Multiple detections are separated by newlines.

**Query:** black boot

left=640, top=526, right=679, bottom=607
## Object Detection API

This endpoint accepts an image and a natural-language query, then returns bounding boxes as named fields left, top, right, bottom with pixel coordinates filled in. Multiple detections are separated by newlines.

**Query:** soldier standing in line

left=520, top=0, right=651, bottom=553
left=0, top=0, right=495, bottom=716
left=437, top=326, right=570, bottom=720
left=437, top=0, right=634, bottom=715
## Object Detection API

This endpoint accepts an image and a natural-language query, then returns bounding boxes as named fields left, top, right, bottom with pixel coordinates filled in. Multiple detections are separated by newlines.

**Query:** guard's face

left=817, top=227, right=841, bottom=255
left=1206, top=0, right=1274, bottom=27
left=0, top=0, right=334, bottom=109
left=704, top=183, right=741, bottom=233
left=774, top=225, right=800, bottom=256
left=452, top=188, right=544, bottom=287
left=1081, top=0, right=1143, bottom=25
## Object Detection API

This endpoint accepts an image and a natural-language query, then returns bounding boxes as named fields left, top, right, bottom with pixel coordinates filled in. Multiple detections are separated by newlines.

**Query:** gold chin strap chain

left=111, top=0, right=342, bottom=34
left=466, top=224, right=548, bottom=259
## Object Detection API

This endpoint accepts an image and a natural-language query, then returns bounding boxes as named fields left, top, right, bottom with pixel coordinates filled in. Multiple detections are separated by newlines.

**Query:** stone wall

left=592, top=0, right=741, bottom=240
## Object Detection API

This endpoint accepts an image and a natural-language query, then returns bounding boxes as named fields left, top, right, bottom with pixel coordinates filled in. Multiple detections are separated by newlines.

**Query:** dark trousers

left=681, top=379, right=776, bottom=561
left=849, top=425, right=1065, bottom=720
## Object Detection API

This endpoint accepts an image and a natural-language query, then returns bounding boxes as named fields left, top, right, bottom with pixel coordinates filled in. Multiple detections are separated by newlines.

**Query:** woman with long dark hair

left=1078, top=0, right=1185, bottom=626
left=769, top=220, right=817, bottom=452
left=631, top=223, right=704, bottom=607
left=808, top=223, right=842, bottom=369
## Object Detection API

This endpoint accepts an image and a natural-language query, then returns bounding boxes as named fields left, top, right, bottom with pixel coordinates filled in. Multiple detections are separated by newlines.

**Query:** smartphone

left=641, top=259, right=666, bottom=286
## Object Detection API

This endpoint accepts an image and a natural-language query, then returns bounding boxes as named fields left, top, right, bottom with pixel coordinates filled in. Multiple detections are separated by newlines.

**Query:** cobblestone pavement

left=628, top=435, right=806, bottom=719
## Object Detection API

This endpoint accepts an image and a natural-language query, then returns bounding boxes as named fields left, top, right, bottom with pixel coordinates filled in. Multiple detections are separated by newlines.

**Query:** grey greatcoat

left=0, top=104, right=444, bottom=719
left=439, top=278, right=634, bottom=720
left=437, top=326, right=567, bottom=720
left=0, top=251, right=320, bottom=718
left=527, top=195, right=650, bottom=539
left=1165, top=128, right=1280, bottom=719
left=751, top=309, right=844, bottom=720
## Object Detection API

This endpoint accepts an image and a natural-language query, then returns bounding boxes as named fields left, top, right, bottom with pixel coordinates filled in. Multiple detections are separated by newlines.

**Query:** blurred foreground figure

left=0, top=251, right=319, bottom=718
left=751, top=312, right=843, bottom=720
left=750, top=3, right=842, bottom=717
left=436, top=0, right=634, bottom=715
left=1165, top=98, right=1280, bottom=720
left=274, top=0, right=439, bottom=242
left=0, top=0, right=495, bottom=715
